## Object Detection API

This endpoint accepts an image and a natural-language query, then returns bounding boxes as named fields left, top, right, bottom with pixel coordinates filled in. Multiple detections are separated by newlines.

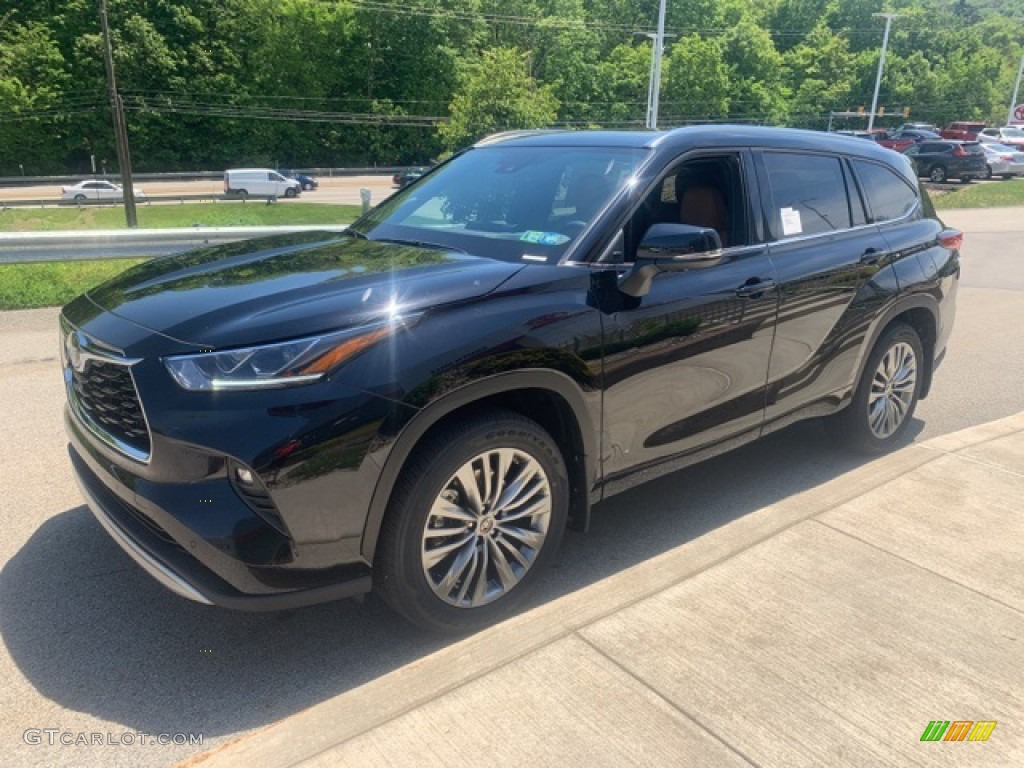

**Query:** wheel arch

left=853, top=295, right=939, bottom=402
left=360, top=370, right=599, bottom=563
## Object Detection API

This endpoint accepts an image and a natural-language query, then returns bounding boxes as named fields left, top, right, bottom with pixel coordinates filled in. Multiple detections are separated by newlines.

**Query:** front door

left=601, top=152, right=777, bottom=481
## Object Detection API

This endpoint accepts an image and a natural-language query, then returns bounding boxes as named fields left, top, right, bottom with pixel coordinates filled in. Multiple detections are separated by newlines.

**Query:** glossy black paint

left=62, top=125, right=958, bottom=610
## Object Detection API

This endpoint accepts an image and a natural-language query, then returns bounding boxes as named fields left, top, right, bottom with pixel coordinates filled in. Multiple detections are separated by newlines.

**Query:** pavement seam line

left=916, top=439, right=1024, bottom=480
left=573, top=631, right=762, bottom=768
left=811, top=518, right=1024, bottom=617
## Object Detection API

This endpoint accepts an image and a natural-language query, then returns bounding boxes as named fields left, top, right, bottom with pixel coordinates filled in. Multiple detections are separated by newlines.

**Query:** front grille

left=71, top=361, right=151, bottom=457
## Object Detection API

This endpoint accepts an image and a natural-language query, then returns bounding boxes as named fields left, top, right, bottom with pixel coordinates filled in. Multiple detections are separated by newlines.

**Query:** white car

left=978, top=126, right=1024, bottom=148
left=61, top=180, right=146, bottom=202
left=979, top=143, right=1024, bottom=179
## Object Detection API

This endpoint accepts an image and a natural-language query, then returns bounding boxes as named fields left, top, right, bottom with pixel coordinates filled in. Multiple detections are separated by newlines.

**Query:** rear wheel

left=826, top=323, right=923, bottom=454
left=928, top=165, right=947, bottom=182
left=376, top=411, right=569, bottom=633
left=73, top=194, right=86, bottom=204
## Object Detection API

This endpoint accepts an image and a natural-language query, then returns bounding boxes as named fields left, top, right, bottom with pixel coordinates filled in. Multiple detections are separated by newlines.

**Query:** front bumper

left=67, top=407, right=373, bottom=610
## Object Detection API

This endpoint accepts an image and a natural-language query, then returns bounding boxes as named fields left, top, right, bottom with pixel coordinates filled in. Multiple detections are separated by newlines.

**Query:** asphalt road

left=0, top=175, right=398, bottom=207
left=0, top=207, right=1022, bottom=767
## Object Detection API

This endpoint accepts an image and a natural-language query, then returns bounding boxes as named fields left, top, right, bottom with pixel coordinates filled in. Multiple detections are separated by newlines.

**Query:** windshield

left=1003, top=127, right=1024, bottom=138
left=353, top=145, right=650, bottom=263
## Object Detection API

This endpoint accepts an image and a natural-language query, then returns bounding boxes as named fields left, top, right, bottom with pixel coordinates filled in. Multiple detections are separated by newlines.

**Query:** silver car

left=980, top=143, right=1024, bottom=179
left=60, top=180, right=147, bottom=203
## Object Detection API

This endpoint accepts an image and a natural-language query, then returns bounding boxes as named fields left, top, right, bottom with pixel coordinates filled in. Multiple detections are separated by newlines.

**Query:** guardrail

left=1, top=194, right=290, bottom=209
left=0, top=166, right=409, bottom=186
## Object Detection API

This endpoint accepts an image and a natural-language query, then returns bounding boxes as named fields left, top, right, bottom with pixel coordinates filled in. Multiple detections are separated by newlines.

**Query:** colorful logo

left=920, top=721, right=997, bottom=742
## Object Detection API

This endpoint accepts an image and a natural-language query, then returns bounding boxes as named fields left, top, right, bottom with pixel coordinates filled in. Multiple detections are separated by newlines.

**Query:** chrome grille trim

left=60, top=315, right=153, bottom=464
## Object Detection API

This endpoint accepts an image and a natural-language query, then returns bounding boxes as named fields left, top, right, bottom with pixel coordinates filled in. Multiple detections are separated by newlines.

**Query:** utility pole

left=636, top=0, right=674, bottom=129
left=99, top=0, right=137, bottom=227
left=1008, top=52, right=1024, bottom=126
left=868, top=13, right=901, bottom=131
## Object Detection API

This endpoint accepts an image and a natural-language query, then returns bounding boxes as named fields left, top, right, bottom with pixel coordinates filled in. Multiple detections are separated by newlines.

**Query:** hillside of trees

left=1, top=0, right=1022, bottom=174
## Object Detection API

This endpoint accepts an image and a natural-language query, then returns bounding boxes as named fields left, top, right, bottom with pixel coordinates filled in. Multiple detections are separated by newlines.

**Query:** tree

left=662, top=35, right=730, bottom=124
left=784, top=22, right=856, bottom=127
left=439, top=47, right=559, bottom=150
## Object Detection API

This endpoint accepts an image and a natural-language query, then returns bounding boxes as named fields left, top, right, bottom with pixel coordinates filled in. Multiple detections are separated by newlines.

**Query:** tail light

left=938, top=229, right=963, bottom=250
left=952, top=145, right=967, bottom=157
left=1001, top=155, right=1013, bottom=162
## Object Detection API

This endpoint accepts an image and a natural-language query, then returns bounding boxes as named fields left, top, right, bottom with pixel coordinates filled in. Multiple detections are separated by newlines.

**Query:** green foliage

left=439, top=47, right=559, bottom=149
left=0, top=0, right=1023, bottom=171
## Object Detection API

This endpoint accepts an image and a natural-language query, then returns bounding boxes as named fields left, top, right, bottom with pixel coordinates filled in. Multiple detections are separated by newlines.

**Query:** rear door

left=755, top=150, right=896, bottom=430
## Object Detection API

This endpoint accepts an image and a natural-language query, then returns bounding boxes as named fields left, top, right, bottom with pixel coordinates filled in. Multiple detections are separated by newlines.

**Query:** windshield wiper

left=372, top=236, right=469, bottom=256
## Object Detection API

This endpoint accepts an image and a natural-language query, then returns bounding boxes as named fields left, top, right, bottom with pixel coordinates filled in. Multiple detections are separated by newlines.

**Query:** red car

left=940, top=121, right=987, bottom=141
left=868, top=129, right=916, bottom=152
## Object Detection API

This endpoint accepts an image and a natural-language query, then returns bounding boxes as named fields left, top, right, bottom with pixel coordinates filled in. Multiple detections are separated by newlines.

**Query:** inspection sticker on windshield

left=521, top=230, right=570, bottom=246
left=780, top=207, right=802, bottom=236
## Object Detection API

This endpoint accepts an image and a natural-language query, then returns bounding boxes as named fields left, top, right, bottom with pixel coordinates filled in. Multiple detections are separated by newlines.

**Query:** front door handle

left=860, top=247, right=888, bottom=265
left=735, top=278, right=777, bottom=299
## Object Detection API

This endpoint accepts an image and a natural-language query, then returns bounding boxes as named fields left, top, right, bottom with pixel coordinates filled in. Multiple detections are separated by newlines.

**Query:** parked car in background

left=902, top=140, right=987, bottom=182
left=979, top=142, right=1024, bottom=179
left=896, top=122, right=938, bottom=133
left=224, top=168, right=301, bottom=198
left=60, top=126, right=960, bottom=632
left=283, top=170, right=319, bottom=191
left=61, top=180, right=146, bottom=202
left=939, top=121, right=987, bottom=141
left=888, top=128, right=941, bottom=144
left=868, top=129, right=916, bottom=152
left=392, top=166, right=430, bottom=188
left=978, top=126, right=1024, bottom=148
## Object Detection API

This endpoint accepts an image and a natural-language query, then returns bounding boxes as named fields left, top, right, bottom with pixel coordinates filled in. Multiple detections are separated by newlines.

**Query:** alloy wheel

left=421, top=448, right=552, bottom=608
left=867, top=341, right=917, bottom=439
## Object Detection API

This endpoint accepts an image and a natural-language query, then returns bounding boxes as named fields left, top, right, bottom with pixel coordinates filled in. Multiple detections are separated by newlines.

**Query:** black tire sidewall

left=377, top=413, right=569, bottom=633
left=929, top=165, right=946, bottom=182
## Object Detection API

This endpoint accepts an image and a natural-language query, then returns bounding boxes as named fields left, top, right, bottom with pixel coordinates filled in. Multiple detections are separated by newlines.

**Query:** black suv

left=902, top=140, right=987, bottom=182
left=61, top=127, right=960, bottom=632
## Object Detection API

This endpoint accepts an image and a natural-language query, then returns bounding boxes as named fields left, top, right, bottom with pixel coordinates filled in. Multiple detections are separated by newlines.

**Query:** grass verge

left=0, top=202, right=361, bottom=231
left=0, top=258, right=144, bottom=310
left=932, top=178, right=1024, bottom=209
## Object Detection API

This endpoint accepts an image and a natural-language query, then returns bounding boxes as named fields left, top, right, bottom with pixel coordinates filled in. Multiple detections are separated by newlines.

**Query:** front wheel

left=284, top=187, right=297, bottom=198
left=928, top=165, right=947, bottom=182
left=825, top=323, right=924, bottom=454
left=376, top=411, right=569, bottom=633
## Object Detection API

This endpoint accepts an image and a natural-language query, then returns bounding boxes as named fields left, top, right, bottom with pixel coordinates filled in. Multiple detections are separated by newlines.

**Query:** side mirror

left=619, top=223, right=724, bottom=298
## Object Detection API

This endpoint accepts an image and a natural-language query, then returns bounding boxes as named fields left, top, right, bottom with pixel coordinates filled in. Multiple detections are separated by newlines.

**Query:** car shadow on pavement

left=0, top=418, right=922, bottom=742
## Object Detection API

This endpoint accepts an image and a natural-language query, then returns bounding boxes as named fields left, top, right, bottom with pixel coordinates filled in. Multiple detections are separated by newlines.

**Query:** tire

left=985, top=166, right=993, bottom=179
left=375, top=410, right=569, bottom=633
left=825, top=323, right=924, bottom=455
left=284, top=187, right=297, bottom=198
left=236, top=189, right=248, bottom=199
left=302, top=182, right=312, bottom=191
left=74, top=194, right=87, bottom=204
left=1002, top=174, right=1014, bottom=181
left=928, top=165, right=947, bottom=182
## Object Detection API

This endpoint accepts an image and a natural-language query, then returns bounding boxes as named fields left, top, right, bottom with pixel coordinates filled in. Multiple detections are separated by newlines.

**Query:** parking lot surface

left=0, top=207, right=1022, bottom=767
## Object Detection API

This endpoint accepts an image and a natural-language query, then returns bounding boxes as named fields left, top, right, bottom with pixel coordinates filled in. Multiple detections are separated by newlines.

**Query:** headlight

left=163, top=316, right=416, bottom=391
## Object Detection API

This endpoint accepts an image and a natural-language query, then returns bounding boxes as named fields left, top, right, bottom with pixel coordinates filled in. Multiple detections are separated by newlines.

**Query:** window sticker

left=780, top=207, right=803, bottom=236
left=520, top=230, right=571, bottom=246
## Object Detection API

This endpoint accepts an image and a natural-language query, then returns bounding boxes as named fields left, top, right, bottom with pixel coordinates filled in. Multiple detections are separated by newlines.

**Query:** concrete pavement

left=185, top=411, right=1024, bottom=768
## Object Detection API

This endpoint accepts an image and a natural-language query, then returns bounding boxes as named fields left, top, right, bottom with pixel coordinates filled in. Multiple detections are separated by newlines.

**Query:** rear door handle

left=735, top=278, right=777, bottom=299
left=860, top=247, right=888, bottom=265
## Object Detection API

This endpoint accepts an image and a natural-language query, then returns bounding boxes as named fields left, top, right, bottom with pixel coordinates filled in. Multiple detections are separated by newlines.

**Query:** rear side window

left=852, top=160, right=919, bottom=223
left=762, top=152, right=852, bottom=238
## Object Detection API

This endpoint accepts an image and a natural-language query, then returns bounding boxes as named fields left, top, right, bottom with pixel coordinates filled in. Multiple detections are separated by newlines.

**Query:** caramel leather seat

left=678, top=185, right=728, bottom=247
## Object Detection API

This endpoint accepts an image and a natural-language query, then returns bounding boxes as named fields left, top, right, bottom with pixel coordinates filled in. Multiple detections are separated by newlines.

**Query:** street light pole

left=1008, top=52, right=1024, bottom=126
left=868, top=13, right=901, bottom=132
left=99, top=0, right=138, bottom=228
left=636, top=0, right=674, bottom=129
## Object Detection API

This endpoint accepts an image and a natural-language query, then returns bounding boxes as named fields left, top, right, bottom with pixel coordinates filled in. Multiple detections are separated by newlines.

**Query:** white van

left=224, top=168, right=301, bottom=198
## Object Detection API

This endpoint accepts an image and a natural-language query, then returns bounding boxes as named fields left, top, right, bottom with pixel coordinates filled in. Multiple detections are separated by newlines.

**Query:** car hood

left=85, top=231, right=525, bottom=349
